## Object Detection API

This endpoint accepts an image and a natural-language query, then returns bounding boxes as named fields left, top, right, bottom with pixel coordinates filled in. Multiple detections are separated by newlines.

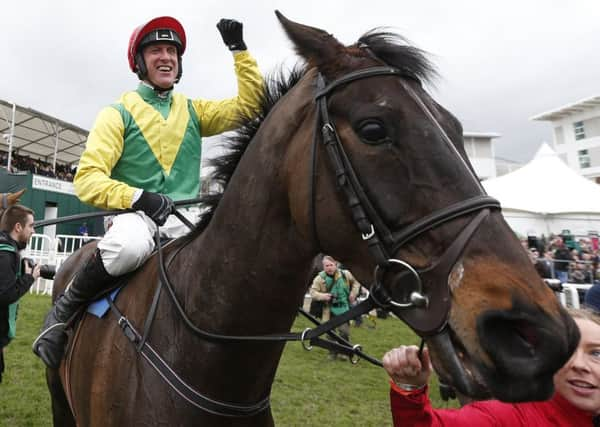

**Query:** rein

left=33, top=198, right=203, bottom=228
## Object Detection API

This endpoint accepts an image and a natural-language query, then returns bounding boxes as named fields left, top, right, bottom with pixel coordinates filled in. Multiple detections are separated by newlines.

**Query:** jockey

left=33, top=16, right=264, bottom=368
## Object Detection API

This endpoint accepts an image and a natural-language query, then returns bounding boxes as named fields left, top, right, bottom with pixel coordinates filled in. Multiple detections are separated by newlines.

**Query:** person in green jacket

left=310, top=255, right=362, bottom=360
left=33, top=16, right=264, bottom=369
left=0, top=205, right=40, bottom=382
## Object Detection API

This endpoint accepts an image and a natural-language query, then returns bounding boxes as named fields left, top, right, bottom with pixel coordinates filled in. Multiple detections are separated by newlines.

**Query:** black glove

left=132, top=191, right=174, bottom=226
left=216, top=18, right=247, bottom=51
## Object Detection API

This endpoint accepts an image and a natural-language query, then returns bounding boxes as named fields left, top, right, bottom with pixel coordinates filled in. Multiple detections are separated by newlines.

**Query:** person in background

left=77, top=221, right=90, bottom=248
left=554, top=237, right=573, bottom=284
left=351, top=285, right=369, bottom=327
left=520, top=238, right=529, bottom=253
left=584, top=284, right=600, bottom=313
left=77, top=221, right=89, bottom=237
left=532, top=249, right=553, bottom=279
left=33, top=15, right=264, bottom=369
left=572, top=261, right=594, bottom=285
left=310, top=255, right=361, bottom=360
left=0, top=205, right=40, bottom=383
left=382, top=308, right=600, bottom=426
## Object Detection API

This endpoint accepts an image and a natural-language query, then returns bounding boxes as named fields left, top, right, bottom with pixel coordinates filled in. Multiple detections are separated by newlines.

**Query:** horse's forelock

left=356, top=29, right=438, bottom=84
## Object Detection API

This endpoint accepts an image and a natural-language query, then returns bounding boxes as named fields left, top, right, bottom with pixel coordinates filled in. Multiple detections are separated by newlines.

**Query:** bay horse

left=45, top=12, right=578, bottom=426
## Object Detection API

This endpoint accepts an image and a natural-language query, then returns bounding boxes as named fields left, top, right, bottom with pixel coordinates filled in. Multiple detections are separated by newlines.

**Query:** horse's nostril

left=514, top=320, right=539, bottom=349
left=475, top=304, right=576, bottom=402
left=480, top=315, right=540, bottom=360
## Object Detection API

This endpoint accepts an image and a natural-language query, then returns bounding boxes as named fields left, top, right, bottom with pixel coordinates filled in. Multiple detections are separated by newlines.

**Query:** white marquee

left=482, top=143, right=600, bottom=236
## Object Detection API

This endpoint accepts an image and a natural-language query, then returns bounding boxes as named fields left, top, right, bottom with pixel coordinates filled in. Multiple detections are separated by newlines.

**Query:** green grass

left=0, top=294, right=457, bottom=426
left=1, top=293, right=53, bottom=427
left=271, top=315, right=457, bottom=426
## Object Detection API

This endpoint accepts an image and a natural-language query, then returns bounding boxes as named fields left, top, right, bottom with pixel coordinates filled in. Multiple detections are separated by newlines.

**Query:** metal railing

left=535, top=257, right=597, bottom=286
left=558, top=283, right=592, bottom=309
left=533, top=255, right=598, bottom=309
left=23, top=233, right=101, bottom=295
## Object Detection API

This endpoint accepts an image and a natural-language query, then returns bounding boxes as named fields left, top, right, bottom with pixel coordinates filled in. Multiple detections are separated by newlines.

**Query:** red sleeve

left=390, top=381, right=526, bottom=427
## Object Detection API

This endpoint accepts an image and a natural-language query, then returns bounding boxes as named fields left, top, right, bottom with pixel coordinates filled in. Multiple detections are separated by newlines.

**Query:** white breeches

left=97, top=207, right=200, bottom=276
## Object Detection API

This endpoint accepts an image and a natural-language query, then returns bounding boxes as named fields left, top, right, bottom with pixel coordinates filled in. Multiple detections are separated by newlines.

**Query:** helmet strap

left=134, top=52, right=148, bottom=80
left=176, top=55, right=183, bottom=82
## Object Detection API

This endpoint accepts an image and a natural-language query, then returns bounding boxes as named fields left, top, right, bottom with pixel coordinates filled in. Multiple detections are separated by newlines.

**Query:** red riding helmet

left=128, top=16, right=187, bottom=83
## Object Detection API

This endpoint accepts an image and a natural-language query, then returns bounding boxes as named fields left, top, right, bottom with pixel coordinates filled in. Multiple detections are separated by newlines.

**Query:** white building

left=462, top=131, right=501, bottom=180
left=483, top=143, right=600, bottom=237
left=531, top=95, right=600, bottom=183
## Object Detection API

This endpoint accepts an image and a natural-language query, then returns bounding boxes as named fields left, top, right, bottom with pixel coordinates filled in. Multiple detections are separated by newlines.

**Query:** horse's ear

left=8, top=188, right=26, bottom=204
left=275, top=11, right=346, bottom=77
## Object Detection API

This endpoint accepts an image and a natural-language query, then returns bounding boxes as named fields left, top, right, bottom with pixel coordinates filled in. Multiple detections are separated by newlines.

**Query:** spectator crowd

left=0, top=150, right=76, bottom=181
left=524, top=234, right=600, bottom=285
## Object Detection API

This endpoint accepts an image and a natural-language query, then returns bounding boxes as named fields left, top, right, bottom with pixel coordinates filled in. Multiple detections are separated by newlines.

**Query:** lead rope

left=418, top=339, right=425, bottom=359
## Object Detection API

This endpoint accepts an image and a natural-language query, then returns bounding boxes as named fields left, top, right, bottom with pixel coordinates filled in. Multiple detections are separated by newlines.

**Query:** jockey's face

left=142, top=42, right=179, bottom=89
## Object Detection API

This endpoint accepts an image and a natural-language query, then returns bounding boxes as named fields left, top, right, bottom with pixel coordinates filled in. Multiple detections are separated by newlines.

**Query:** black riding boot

left=32, top=249, right=114, bottom=368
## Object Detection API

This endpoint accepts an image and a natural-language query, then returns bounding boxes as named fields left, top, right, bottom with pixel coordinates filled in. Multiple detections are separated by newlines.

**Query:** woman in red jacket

left=383, top=308, right=600, bottom=426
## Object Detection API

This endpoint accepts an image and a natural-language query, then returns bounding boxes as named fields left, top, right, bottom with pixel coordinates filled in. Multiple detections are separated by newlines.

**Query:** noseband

left=310, top=66, right=501, bottom=336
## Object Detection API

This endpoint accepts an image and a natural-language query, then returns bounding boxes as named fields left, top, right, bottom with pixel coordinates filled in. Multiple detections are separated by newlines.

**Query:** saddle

left=85, top=237, right=177, bottom=318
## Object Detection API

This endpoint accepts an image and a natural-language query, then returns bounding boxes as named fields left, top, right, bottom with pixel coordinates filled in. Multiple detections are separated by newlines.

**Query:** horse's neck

left=183, top=160, right=314, bottom=302
left=165, top=141, right=314, bottom=400
left=179, top=75, right=317, bottom=306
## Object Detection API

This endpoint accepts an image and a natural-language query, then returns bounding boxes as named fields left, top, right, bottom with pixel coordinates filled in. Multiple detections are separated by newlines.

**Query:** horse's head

left=276, top=12, right=578, bottom=402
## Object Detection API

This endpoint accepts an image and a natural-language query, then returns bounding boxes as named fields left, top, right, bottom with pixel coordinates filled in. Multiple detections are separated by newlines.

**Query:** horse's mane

left=184, top=64, right=307, bottom=240
left=185, top=29, right=435, bottom=240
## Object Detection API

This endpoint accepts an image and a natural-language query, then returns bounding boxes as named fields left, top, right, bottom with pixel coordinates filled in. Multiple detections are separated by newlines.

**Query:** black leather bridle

left=105, top=66, right=502, bottom=416
left=311, top=66, right=500, bottom=336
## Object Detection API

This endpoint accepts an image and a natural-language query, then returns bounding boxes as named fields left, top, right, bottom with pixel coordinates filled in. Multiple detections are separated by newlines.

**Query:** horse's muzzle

left=475, top=299, right=580, bottom=402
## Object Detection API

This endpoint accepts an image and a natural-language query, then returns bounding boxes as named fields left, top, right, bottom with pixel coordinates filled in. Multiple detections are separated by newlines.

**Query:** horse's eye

left=357, top=120, right=389, bottom=145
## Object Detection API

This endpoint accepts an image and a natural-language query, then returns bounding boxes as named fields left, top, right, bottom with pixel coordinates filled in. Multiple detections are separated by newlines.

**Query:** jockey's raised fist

left=216, top=19, right=247, bottom=51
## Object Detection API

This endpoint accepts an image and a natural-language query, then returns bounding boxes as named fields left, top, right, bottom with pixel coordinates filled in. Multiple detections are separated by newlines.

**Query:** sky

left=1, top=0, right=599, bottom=163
